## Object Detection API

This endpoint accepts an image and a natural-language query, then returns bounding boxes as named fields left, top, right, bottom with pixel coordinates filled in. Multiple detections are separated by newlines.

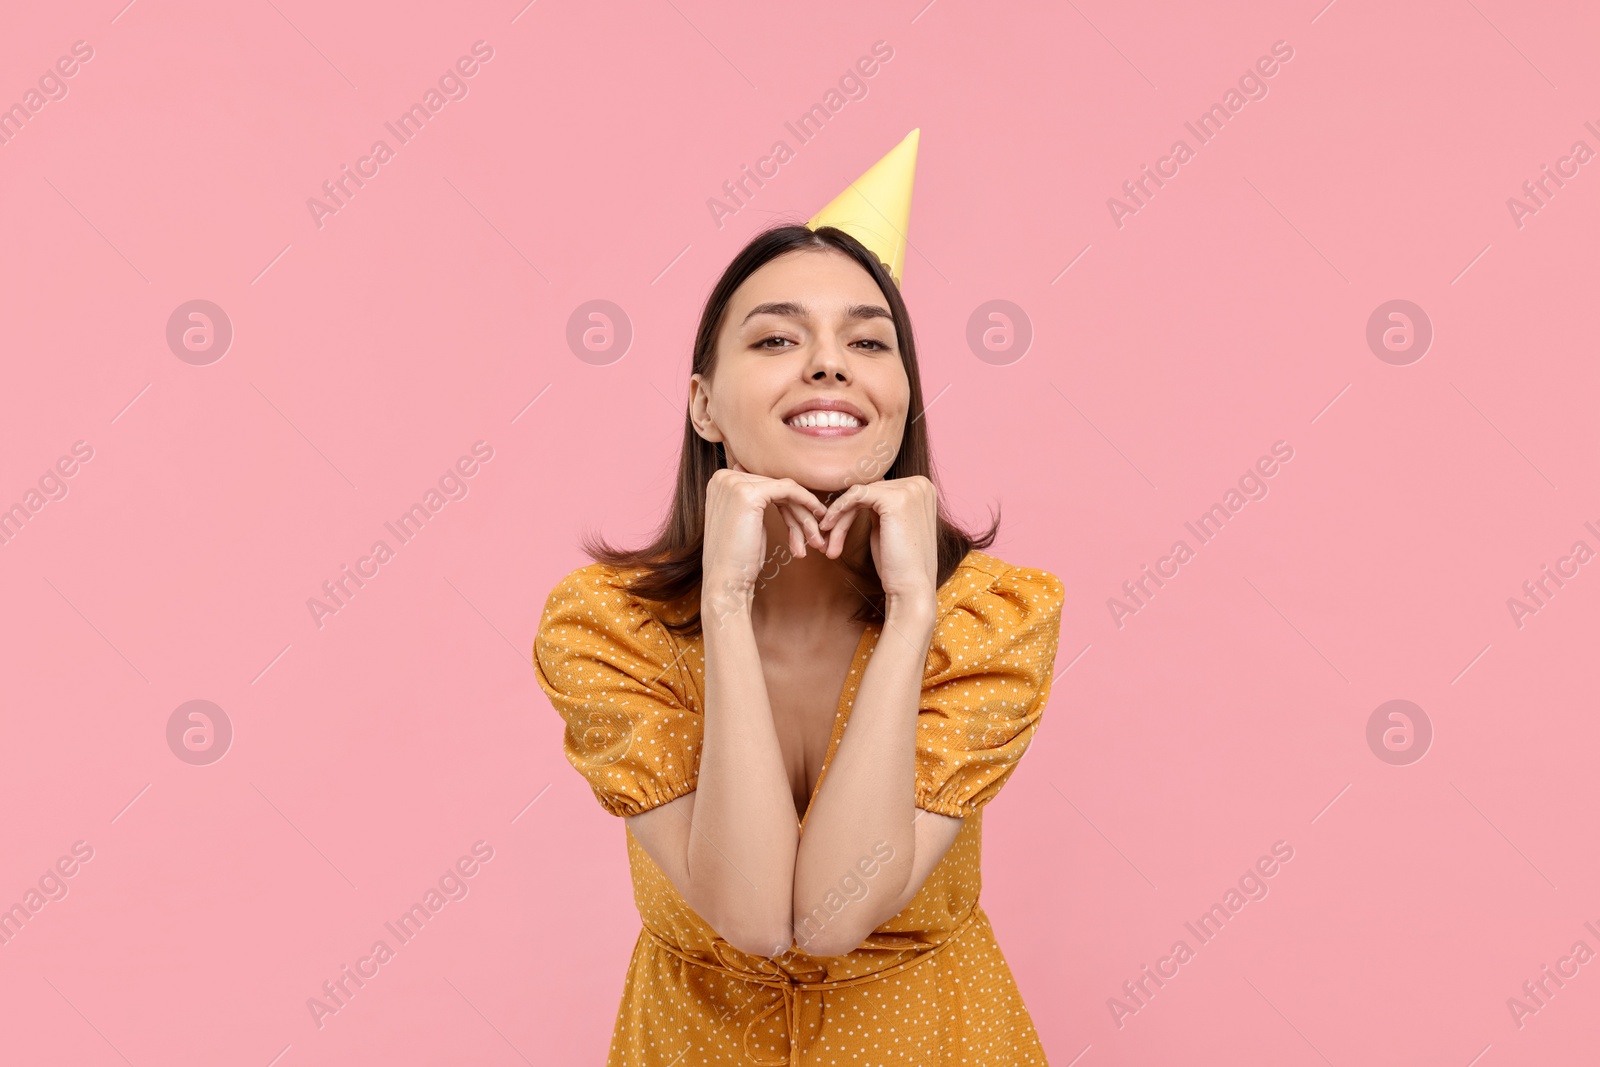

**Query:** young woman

left=533, top=222, right=1065, bottom=1065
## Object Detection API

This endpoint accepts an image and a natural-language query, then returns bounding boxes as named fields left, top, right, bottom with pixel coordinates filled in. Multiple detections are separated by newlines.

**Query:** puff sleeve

left=532, top=565, right=701, bottom=817
left=915, top=565, right=1066, bottom=818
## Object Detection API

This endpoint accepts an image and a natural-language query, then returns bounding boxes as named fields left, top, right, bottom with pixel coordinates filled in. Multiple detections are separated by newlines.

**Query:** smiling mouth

left=784, top=411, right=865, bottom=430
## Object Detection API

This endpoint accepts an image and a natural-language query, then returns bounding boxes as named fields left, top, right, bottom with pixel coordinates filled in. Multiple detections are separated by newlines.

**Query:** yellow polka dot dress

left=533, top=549, right=1066, bottom=1065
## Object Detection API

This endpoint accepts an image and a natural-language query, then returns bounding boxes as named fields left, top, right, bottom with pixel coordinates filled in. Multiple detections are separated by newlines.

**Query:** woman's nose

left=806, top=345, right=850, bottom=381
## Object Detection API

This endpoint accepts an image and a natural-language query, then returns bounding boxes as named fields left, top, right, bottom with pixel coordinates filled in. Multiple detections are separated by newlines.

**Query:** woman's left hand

left=818, top=475, right=939, bottom=609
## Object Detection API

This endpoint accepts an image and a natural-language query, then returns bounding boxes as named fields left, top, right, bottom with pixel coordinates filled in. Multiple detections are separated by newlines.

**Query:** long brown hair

left=582, top=222, right=999, bottom=638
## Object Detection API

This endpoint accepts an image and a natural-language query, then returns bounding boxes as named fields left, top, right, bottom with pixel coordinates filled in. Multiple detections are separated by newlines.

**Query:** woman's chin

left=750, top=463, right=858, bottom=495
left=800, top=475, right=858, bottom=497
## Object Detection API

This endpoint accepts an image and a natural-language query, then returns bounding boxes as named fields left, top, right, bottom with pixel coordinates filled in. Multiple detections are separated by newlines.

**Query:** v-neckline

left=795, top=619, right=879, bottom=833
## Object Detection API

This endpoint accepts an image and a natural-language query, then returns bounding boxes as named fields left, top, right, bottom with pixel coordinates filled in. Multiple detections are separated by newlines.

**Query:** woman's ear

left=687, top=374, right=724, bottom=442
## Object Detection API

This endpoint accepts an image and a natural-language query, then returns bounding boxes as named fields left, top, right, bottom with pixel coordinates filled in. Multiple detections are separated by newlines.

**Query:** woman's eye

left=755, top=336, right=890, bottom=350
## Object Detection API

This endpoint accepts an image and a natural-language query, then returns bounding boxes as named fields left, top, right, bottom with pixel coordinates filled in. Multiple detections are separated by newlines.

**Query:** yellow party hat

left=806, top=128, right=919, bottom=286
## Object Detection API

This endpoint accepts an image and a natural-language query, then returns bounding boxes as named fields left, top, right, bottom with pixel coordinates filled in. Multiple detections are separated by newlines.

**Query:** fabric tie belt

left=641, top=908, right=980, bottom=1066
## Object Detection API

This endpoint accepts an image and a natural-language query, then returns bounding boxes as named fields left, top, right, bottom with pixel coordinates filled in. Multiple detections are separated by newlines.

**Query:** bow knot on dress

left=646, top=908, right=984, bottom=1065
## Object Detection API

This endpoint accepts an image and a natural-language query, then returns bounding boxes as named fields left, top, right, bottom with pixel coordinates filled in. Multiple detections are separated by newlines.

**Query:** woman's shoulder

left=541, top=559, right=627, bottom=608
left=915, top=550, right=1067, bottom=816
left=542, top=558, right=646, bottom=600
left=939, top=549, right=1064, bottom=618
left=924, top=549, right=1065, bottom=679
left=536, top=560, right=666, bottom=634
left=533, top=561, right=700, bottom=818
left=537, top=558, right=703, bottom=644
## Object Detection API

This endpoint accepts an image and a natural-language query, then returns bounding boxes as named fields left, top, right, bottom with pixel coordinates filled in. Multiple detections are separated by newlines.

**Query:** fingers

left=772, top=479, right=829, bottom=527
left=714, top=463, right=831, bottom=556
left=760, top=501, right=822, bottom=562
left=823, top=505, right=859, bottom=558
left=820, top=484, right=869, bottom=531
left=761, top=484, right=822, bottom=559
left=778, top=503, right=806, bottom=558
left=790, top=496, right=835, bottom=555
left=778, top=501, right=808, bottom=556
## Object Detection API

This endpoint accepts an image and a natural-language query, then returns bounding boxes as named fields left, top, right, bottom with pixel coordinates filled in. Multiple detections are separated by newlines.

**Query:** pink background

left=2, top=0, right=1597, bottom=1063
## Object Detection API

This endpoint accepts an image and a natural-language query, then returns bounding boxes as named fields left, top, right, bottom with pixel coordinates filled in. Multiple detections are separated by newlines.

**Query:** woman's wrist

left=884, top=590, right=937, bottom=625
left=884, top=595, right=937, bottom=646
left=701, top=569, right=756, bottom=631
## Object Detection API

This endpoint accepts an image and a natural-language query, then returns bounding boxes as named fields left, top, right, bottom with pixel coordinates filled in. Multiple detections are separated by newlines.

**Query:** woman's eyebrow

left=740, top=301, right=892, bottom=327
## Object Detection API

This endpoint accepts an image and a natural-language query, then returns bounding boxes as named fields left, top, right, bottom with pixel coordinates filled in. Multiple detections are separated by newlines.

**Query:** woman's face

left=690, top=247, right=910, bottom=495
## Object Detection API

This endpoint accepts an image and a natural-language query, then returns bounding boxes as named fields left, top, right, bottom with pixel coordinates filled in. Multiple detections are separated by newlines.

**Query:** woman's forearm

left=791, top=602, right=936, bottom=956
left=689, top=593, right=801, bottom=956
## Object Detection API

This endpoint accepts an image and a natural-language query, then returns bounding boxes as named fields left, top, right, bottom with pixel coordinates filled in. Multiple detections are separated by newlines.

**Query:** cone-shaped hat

left=806, top=128, right=919, bottom=286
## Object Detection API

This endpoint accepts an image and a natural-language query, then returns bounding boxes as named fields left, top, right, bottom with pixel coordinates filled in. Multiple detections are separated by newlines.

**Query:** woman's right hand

left=703, top=459, right=829, bottom=598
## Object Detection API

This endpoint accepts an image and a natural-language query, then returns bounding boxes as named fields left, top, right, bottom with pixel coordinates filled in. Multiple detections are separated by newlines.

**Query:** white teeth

left=787, top=410, right=861, bottom=428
